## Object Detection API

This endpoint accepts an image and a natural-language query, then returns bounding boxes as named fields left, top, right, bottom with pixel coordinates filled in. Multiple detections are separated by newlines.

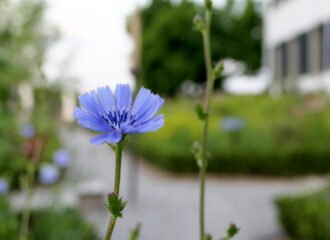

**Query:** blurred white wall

left=265, top=0, right=330, bottom=94
left=265, top=0, right=330, bottom=48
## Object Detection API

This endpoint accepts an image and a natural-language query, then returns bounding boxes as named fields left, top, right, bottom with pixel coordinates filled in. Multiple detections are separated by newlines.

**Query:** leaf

left=192, top=141, right=203, bottom=168
left=205, top=233, right=213, bottom=240
left=226, top=222, right=239, bottom=238
left=129, top=223, right=141, bottom=240
left=107, top=143, right=116, bottom=152
left=218, top=223, right=240, bottom=240
left=123, top=135, right=130, bottom=148
left=213, top=61, right=224, bottom=80
left=195, top=104, right=208, bottom=120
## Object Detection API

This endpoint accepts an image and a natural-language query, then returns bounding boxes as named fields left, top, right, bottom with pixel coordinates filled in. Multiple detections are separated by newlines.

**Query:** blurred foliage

left=0, top=0, right=57, bottom=103
left=0, top=99, right=20, bottom=184
left=33, top=86, right=63, bottom=125
left=0, top=198, right=100, bottom=240
left=276, top=185, right=330, bottom=240
left=0, top=111, right=61, bottom=189
left=0, top=198, right=20, bottom=239
left=29, top=208, right=100, bottom=240
left=131, top=94, right=330, bottom=175
left=0, top=109, right=25, bottom=189
left=140, top=0, right=262, bottom=96
left=0, top=0, right=63, bottom=190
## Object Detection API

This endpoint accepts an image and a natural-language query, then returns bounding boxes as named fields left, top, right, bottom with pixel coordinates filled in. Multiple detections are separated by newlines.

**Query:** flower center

left=102, top=107, right=131, bottom=130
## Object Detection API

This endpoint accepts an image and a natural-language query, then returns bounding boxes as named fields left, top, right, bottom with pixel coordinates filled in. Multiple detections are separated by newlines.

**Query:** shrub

left=29, top=208, right=100, bottom=240
left=0, top=198, right=100, bottom=240
left=0, top=198, right=19, bottom=239
left=0, top=110, right=26, bottom=189
left=0, top=109, right=62, bottom=189
left=131, top=95, right=330, bottom=175
left=276, top=186, right=330, bottom=240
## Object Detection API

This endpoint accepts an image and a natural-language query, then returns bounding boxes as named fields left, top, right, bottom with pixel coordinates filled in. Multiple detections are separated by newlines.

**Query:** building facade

left=264, top=0, right=330, bottom=93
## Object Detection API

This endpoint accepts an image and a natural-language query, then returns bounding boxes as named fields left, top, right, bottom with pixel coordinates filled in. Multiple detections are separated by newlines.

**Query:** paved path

left=14, top=127, right=326, bottom=240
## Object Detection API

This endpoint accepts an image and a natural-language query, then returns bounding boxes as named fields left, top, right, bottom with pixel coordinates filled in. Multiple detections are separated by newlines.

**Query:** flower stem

left=105, top=139, right=124, bottom=240
left=19, top=161, right=36, bottom=240
left=200, top=6, right=213, bottom=240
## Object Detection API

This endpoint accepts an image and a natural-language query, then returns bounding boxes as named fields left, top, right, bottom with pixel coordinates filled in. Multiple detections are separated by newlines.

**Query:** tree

left=140, top=0, right=262, bottom=96
left=0, top=0, right=57, bottom=103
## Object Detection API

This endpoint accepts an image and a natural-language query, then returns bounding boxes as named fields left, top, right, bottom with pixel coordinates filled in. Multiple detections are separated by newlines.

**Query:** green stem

left=200, top=7, right=213, bottom=240
left=19, top=162, right=36, bottom=240
left=105, top=139, right=124, bottom=240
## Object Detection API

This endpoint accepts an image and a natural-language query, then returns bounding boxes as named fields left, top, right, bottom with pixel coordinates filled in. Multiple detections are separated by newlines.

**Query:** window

left=299, top=33, right=309, bottom=74
left=318, top=26, right=323, bottom=70
left=322, top=22, right=330, bottom=70
left=281, top=43, right=288, bottom=78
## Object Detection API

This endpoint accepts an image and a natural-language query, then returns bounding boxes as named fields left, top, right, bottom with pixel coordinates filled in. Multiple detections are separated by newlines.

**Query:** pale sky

left=44, top=0, right=228, bottom=92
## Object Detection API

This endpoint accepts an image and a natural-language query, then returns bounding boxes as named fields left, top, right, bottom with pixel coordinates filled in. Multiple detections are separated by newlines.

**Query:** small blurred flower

left=0, top=178, right=9, bottom=195
left=39, top=165, right=60, bottom=185
left=74, top=84, right=164, bottom=144
left=53, top=149, right=71, bottom=169
left=220, top=117, right=245, bottom=132
left=21, top=124, right=35, bottom=139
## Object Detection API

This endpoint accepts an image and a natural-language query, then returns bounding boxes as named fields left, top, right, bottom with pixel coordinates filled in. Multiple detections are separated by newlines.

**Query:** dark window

left=281, top=43, right=288, bottom=78
left=299, top=33, right=309, bottom=74
left=322, top=22, right=330, bottom=70
left=319, top=26, right=323, bottom=70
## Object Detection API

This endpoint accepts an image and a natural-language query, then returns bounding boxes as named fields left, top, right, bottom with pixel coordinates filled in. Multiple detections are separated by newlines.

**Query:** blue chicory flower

left=21, top=124, right=35, bottom=139
left=0, top=178, right=9, bottom=195
left=73, top=84, right=164, bottom=144
left=39, top=165, right=60, bottom=185
left=53, top=149, right=71, bottom=169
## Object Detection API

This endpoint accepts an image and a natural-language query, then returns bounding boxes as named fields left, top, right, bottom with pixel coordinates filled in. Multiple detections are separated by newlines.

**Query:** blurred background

left=0, top=0, right=329, bottom=239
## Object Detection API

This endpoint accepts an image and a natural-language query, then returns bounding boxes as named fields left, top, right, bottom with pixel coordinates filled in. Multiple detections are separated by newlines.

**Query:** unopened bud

left=193, top=15, right=205, bottom=32
left=205, top=0, right=213, bottom=10
left=213, top=61, right=224, bottom=79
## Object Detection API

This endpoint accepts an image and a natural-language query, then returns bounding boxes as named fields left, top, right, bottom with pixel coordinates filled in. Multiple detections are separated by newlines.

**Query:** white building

left=264, top=0, right=330, bottom=93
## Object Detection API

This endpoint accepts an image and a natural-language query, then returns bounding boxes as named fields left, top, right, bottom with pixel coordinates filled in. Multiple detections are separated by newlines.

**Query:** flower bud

left=227, top=222, right=239, bottom=238
left=205, top=0, right=213, bottom=10
left=194, top=15, right=205, bottom=32
left=213, top=61, right=224, bottom=79
left=107, top=192, right=127, bottom=218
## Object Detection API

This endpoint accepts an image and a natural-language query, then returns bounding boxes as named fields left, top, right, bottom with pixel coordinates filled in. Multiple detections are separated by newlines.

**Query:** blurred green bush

left=0, top=0, right=63, bottom=190
left=131, top=95, right=330, bottom=175
left=0, top=108, right=61, bottom=190
left=29, top=208, right=100, bottom=240
left=276, top=185, right=330, bottom=240
left=0, top=198, right=100, bottom=240
left=0, top=198, right=20, bottom=239
left=0, top=110, right=25, bottom=189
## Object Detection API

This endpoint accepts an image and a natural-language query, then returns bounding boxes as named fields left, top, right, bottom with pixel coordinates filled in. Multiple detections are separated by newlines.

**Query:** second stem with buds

left=200, top=4, right=213, bottom=240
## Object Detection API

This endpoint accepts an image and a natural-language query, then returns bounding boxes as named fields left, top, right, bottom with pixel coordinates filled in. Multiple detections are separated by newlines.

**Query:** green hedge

left=131, top=95, right=330, bottom=175
left=0, top=198, right=100, bottom=240
left=276, top=186, right=330, bottom=240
